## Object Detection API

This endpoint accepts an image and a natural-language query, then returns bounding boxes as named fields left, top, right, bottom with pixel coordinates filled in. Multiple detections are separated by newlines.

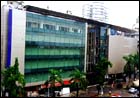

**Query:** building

left=86, top=24, right=109, bottom=72
left=82, top=1, right=108, bottom=23
left=131, top=16, right=139, bottom=41
left=85, top=20, right=137, bottom=84
left=25, top=8, right=86, bottom=87
left=1, top=2, right=86, bottom=88
left=108, top=35, right=138, bottom=74
left=1, top=2, right=137, bottom=89
left=132, top=16, right=139, bottom=32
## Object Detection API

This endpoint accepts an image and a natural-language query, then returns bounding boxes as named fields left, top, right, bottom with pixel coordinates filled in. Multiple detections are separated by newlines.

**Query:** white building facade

left=82, top=1, right=108, bottom=23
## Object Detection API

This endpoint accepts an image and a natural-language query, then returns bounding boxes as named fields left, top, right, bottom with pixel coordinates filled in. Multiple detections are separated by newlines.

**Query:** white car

left=128, top=88, right=138, bottom=93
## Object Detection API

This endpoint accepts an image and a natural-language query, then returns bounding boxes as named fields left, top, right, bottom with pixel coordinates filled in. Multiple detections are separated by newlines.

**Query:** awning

left=41, top=79, right=71, bottom=89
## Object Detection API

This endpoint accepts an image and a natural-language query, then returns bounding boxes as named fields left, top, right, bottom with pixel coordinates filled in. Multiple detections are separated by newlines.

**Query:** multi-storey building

left=82, top=1, right=108, bottom=23
left=132, top=16, right=139, bottom=32
left=1, top=2, right=137, bottom=89
left=131, top=16, right=139, bottom=41
left=1, top=3, right=86, bottom=88
left=25, top=10, right=86, bottom=86
left=86, top=23, right=138, bottom=84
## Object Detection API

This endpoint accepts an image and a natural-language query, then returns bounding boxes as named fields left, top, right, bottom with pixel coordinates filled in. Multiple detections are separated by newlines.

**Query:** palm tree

left=69, top=68, right=88, bottom=97
left=123, top=53, right=139, bottom=80
left=47, top=69, right=63, bottom=97
left=133, top=53, right=139, bottom=80
left=133, top=52, right=139, bottom=69
left=123, top=54, right=135, bottom=80
left=93, top=58, right=112, bottom=95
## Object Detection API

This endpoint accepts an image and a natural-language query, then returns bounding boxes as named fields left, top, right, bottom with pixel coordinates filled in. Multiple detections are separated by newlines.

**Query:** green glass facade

left=24, top=12, right=86, bottom=83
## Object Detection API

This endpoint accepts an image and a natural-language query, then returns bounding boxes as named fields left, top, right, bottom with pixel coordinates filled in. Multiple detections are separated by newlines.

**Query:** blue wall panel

left=6, top=9, right=12, bottom=68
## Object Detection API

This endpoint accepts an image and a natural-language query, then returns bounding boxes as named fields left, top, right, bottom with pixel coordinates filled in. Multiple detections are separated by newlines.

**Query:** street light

left=48, top=76, right=50, bottom=97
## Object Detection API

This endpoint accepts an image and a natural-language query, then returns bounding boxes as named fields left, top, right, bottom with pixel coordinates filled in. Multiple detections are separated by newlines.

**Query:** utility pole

left=48, top=76, right=50, bottom=97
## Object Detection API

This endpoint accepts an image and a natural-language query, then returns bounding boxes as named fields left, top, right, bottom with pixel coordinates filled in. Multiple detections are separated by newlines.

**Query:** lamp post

left=48, top=76, right=50, bottom=97
left=2, top=86, right=5, bottom=97
left=48, top=85, right=49, bottom=97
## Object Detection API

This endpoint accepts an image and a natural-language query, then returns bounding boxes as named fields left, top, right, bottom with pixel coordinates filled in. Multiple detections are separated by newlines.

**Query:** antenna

left=66, top=10, right=72, bottom=15
left=47, top=6, right=49, bottom=10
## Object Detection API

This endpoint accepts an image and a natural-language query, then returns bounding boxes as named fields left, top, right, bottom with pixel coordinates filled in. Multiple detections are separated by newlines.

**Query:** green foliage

left=93, top=58, right=112, bottom=85
left=69, top=68, right=88, bottom=97
left=133, top=52, right=139, bottom=69
left=48, top=69, right=63, bottom=87
left=1, top=58, right=25, bottom=97
left=70, top=68, right=88, bottom=90
left=48, top=69, right=63, bottom=97
left=123, top=53, right=139, bottom=74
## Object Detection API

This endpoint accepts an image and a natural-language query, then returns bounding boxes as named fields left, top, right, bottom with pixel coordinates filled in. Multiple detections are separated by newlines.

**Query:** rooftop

left=24, top=5, right=136, bottom=33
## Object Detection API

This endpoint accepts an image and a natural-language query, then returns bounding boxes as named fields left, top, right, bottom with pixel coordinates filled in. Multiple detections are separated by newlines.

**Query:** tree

left=123, top=54, right=135, bottom=79
left=69, top=68, right=88, bottom=97
left=1, top=58, right=25, bottom=97
left=48, top=69, right=63, bottom=97
left=93, top=58, right=112, bottom=95
left=133, top=52, right=139, bottom=69
left=133, top=53, right=139, bottom=80
left=123, top=53, right=139, bottom=80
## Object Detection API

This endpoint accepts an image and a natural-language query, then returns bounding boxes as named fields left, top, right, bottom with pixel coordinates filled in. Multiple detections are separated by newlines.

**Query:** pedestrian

left=57, top=92, right=60, bottom=97
left=134, top=67, right=137, bottom=80
left=108, top=90, right=112, bottom=96
left=111, top=81, right=115, bottom=88
left=96, top=85, right=101, bottom=95
left=123, top=73, right=126, bottom=82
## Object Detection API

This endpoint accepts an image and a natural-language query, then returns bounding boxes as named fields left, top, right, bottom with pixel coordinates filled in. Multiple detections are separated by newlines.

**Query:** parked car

left=128, top=88, right=138, bottom=94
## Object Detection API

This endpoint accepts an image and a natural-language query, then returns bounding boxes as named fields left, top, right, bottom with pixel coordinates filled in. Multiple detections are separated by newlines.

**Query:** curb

left=87, top=82, right=108, bottom=88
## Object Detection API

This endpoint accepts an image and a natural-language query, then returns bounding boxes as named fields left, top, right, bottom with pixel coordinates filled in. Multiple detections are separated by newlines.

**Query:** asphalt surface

left=72, top=82, right=139, bottom=97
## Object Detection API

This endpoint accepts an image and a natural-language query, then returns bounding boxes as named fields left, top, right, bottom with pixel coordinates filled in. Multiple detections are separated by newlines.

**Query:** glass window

left=26, top=22, right=40, bottom=28
left=72, top=28, right=78, bottom=33
left=26, top=22, right=32, bottom=28
left=43, top=24, right=56, bottom=30
left=100, top=27, right=106, bottom=36
left=111, top=29, right=118, bottom=35
left=59, top=26, right=69, bottom=32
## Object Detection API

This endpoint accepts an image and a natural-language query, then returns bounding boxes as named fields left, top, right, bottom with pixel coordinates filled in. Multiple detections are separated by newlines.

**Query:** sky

left=1, top=1, right=139, bottom=29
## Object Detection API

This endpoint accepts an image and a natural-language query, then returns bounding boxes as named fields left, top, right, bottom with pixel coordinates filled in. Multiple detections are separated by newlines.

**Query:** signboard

left=61, top=87, right=70, bottom=97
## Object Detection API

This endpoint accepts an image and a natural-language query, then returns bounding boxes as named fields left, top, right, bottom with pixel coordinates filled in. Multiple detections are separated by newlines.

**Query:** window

left=72, top=28, right=81, bottom=33
left=26, top=22, right=40, bottom=28
left=43, top=24, right=56, bottom=30
left=111, top=29, right=118, bottom=35
left=72, top=28, right=78, bottom=33
left=100, top=40, right=103, bottom=45
left=32, top=22, right=40, bottom=28
left=100, top=27, right=106, bottom=36
left=26, top=22, right=31, bottom=27
left=59, top=26, right=69, bottom=32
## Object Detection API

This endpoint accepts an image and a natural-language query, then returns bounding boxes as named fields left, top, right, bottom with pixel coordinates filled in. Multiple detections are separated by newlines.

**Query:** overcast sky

left=1, top=1, right=139, bottom=29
